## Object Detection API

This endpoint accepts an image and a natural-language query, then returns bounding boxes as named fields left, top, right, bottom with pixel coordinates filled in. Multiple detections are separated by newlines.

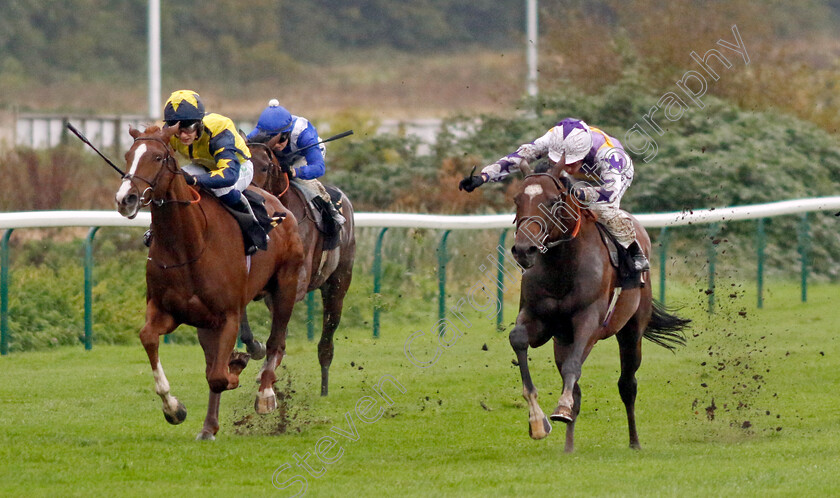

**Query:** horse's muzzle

left=511, top=243, right=537, bottom=269
left=115, top=192, right=140, bottom=219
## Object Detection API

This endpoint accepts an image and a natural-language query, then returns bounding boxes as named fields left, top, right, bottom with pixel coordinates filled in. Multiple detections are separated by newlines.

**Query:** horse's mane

left=142, top=125, right=163, bottom=134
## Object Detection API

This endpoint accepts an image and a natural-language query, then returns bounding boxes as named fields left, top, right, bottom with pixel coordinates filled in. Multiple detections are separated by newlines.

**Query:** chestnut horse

left=242, top=136, right=356, bottom=396
left=509, top=154, right=689, bottom=452
left=115, top=125, right=304, bottom=440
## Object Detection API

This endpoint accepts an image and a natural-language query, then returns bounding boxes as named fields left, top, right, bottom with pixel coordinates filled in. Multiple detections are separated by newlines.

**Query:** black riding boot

left=233, top=197, right=269, bottom=255
left=627, top=241, right=650, bottom=272
left=326, top=200, right=346, bottom=226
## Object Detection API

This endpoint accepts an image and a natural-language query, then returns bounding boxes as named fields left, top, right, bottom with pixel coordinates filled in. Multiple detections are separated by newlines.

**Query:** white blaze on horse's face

left=524, top=184, right=543, bottom=200
left=115, top=143, right=147, bottom=218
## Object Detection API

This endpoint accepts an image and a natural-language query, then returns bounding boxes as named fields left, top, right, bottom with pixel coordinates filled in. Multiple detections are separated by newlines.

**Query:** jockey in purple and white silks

left=459, top=117, right=649, bottom=272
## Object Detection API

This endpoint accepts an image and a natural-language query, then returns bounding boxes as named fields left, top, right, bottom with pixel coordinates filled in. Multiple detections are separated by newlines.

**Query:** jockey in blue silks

left=247, top=100, right=345, bottom=226
left=459, top=117, right=649, bottom=272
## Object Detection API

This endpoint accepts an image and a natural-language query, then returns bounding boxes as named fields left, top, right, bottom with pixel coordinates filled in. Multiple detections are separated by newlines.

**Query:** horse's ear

left=519, top=159, right=533, bottom=176
left=548, top=149, right=566, bottom=180
left=129, top=125, right=141, bottom=139
left=239, top=129, right=248, bottom=141
left=162, top=122, right=180, bottom=141
left=267, top=132, right=283, bottom=149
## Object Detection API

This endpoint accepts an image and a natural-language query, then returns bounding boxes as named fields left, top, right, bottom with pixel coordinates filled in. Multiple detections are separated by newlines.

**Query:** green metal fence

left=0, top=200, right=836, bottom=354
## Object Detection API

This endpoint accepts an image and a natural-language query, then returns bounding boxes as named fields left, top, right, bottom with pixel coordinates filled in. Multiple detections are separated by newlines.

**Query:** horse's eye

left=155, top=155, right=163, bottom=162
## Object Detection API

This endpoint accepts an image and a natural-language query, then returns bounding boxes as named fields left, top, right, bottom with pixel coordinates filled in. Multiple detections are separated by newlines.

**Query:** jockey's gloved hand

left=458, top=168, right=486, bottom=192
left=571, top=185, right=589, bottom=203
left=182, top=172, right=198, bottom=186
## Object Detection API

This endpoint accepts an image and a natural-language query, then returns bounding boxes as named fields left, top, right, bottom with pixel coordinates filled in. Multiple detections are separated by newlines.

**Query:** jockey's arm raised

left=480, top=131, right=553, bottom=182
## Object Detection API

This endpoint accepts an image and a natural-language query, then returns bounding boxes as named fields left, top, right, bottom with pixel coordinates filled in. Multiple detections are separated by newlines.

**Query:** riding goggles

left=166, top=120, right=201, bottom=133
left=263, top=130, right=291, bottom=143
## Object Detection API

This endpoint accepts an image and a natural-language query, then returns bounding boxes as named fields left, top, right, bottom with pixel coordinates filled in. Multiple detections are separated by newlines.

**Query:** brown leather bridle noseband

left=514, top=173, right=582, bottom=251
left=127, top=136, right=198, bottom=206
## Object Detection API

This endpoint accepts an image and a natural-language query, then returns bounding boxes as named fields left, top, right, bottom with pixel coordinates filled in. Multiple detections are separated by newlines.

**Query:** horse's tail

left=644, top=300, right=690, bottom=351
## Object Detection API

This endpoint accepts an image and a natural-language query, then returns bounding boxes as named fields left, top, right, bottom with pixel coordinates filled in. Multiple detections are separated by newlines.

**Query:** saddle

left=594, top=222, right=644, bottom=290
left=223, top=189, right=285, bottom=254
left=290, top=183, right=343, bottom=251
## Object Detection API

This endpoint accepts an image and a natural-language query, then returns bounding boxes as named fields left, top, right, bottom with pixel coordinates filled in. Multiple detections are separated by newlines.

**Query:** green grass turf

left=0, top=281, right=838, bottom=497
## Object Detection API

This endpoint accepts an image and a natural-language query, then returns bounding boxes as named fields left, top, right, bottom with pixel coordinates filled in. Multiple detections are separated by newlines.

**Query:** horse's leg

left=196, top=345, right=251, bottom=441
left=552, top=338, right=583, bottom=453
left=196, top=317, right=240, bottom=440
left=138, top=303, right=186, bottom=425
left=551, top=309, right=600, bottom=425
left=510, top=312, right=551, bottom=440
left=256, top=283, right=297, bottom=414
left=197, top=392, right=221, bottom=442
left=616, top=320, right=644, bottom=450
left=239, top=309, right=266, bottom=360
left=318, top=264, right=353, bottom=396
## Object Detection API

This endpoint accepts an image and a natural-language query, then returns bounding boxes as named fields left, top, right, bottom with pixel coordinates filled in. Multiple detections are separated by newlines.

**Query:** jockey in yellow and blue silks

left=247, top=99, right=345, bottom=226
left=459, top=117, right=649, bottom=272
left=161, top=89, right=268, bottom=253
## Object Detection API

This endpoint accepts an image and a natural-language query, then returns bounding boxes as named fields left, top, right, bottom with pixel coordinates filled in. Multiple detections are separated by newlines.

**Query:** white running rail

left=2, top=197, right=840, bottom=230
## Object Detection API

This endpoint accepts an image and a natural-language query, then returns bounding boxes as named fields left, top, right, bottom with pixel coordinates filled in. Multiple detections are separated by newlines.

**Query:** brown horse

left=115, top=125, right=304, bottom=440
left=242, top=136, right=356, bottom=396
left=508, top=154, right=689, bottom=452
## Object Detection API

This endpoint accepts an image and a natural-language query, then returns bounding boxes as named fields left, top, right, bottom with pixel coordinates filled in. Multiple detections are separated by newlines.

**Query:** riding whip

left=279, top=130, right=354, bottom=164
left=65, top=122, right=126, bottom=176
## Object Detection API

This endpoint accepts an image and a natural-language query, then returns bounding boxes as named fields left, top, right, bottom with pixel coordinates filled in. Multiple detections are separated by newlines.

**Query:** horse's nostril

left=512, top=244, right=537, bottom=258
left=126, top=194, right=138, bottom=205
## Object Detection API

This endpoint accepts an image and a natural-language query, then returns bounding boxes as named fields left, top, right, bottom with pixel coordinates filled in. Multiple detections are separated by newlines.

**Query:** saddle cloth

left=290, top=183, right=343, bottom=251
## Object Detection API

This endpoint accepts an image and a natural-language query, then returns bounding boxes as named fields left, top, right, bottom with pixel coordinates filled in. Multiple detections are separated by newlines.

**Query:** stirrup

left=143, top=229, right=152, bottom=247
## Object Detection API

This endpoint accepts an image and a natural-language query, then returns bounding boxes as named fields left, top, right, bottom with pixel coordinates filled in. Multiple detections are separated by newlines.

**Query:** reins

left=248, top=141, right=290, bottom=198
left=129, top=135, right=209, bottom=269
left=515, top=173, right=584, bottom=250
left=128, top=137, right=202, bottom=206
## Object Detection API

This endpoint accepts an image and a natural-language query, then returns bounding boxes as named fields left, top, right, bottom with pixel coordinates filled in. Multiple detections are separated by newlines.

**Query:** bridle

left=128, top=135, right=206, bottom=269
left=126, top=136, right=200, bottom=207
left=247, top=141, right=290, bottom=197
left=514, top=173, right=582, bottom=251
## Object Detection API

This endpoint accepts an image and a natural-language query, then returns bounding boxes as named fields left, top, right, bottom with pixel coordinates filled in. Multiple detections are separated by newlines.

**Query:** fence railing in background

left=13, top=113, right=444, bottom=155
left=2, top=197, right=840, bottom=354
left=15, top=113, right=150, bottom=154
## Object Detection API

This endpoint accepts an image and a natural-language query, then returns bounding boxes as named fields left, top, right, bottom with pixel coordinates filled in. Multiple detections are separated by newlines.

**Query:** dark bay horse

left=115, top=125, right=305, bottom=440
left=243, top=135, right=356, bottom=396
left=509, top=154, right=689, bottom=452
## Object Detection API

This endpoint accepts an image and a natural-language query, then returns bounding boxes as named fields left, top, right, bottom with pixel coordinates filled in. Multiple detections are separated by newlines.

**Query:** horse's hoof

left=246, top=341, right=266, bottom=361
left=550, top=405, right=574, bottom=424
left=255, top=389, right=277, bottom=414
left=229, top=351, right=251, bottom=371
left=528, top=416, right=552, bottom=440
left=163, top=400, right=187, bottom=425
left=195, top=431, right=216, bottom=441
